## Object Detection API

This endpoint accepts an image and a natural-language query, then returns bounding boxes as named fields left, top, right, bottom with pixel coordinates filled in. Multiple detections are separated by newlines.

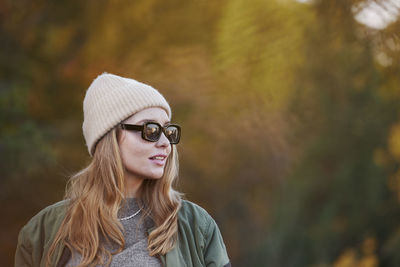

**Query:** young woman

left=15, top=73, right=230, bottom=267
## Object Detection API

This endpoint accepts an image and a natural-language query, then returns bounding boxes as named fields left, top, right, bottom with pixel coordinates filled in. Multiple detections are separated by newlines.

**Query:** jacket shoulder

left=23, top=200, right=69, bottom=231
left=31, top=199, right=69, bottom=218
left=18, top=200, right=69, bottom=251
left=16, top=200, right=69, bottom=267
left=168, top=200, right=230, bottom=267
left=178, top=199, right=223, bottom=248
left=179, top=199, right=214, bottom=233
left=179, top=200, right=212, bottom=218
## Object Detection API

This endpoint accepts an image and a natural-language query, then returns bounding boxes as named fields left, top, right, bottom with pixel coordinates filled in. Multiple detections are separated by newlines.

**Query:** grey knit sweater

left=66, top=198, right=162, bottom=267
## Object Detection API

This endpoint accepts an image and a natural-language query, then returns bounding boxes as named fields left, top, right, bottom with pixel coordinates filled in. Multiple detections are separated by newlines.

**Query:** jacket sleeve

left=203, top=217, right=231, bottom=267
left=15, top=226, right=33, bottom=267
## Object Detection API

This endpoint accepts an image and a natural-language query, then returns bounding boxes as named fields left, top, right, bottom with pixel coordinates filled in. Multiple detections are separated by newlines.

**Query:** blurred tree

left=1, top=0, right=399, bottom=266
left=249, top=0, right=400, bottom=266
left=0, top=1, right=91, bottom=265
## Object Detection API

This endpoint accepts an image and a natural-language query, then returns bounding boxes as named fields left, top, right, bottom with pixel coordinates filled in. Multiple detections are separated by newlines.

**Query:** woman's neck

left=125, top=175, right=144, bottom=198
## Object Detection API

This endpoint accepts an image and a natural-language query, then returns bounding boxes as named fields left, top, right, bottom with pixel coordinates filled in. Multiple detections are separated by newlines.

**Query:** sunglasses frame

left=120, top=122, right=181, bottom=144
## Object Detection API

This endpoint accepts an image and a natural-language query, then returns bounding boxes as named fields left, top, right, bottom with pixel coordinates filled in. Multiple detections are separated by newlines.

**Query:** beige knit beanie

left=82, top=72, right=171, bottom=156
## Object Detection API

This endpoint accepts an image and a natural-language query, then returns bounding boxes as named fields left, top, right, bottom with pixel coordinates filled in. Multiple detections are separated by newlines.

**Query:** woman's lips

left=149, top=154, right=167, bottom=166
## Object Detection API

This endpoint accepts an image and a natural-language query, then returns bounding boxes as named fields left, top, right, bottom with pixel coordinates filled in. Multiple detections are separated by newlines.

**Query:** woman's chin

left=140, top=171, right=164, bottom=180
left=146, top=173, right=164, bottom=180
left=125, top=168, right=164, bottom=180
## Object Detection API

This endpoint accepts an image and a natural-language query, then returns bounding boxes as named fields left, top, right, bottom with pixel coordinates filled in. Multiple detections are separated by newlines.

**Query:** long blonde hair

left=47, top=127, right=181, bottom=266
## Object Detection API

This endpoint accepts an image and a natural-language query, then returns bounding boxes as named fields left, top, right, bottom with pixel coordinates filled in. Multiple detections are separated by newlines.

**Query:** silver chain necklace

left=119, top=209, right=141, bottom=221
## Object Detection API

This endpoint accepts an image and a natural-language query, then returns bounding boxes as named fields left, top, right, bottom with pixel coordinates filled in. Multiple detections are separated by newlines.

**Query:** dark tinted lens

left=165, top=125, right=180, bottom=143
left=144, top=123, right=161, bottom=141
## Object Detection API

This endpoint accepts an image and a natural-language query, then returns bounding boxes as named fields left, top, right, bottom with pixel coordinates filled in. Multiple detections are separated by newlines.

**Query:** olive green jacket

left=15, top=200, right=231, bottom=267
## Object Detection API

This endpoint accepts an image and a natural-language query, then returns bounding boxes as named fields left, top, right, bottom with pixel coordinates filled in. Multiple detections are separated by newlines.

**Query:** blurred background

left=1, top=0, right=400, bottom=266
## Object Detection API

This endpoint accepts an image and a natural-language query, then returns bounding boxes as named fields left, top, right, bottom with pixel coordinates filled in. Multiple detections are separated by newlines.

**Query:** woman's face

left=118, top=107, right=172, bottom=181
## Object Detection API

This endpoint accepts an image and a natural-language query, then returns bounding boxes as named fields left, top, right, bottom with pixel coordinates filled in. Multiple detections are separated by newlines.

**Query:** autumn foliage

left=1, top=0, right=399, bottom=266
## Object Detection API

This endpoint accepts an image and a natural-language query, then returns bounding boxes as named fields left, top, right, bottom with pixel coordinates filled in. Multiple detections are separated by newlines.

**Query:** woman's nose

left=156, top=131, right=170, bottom=147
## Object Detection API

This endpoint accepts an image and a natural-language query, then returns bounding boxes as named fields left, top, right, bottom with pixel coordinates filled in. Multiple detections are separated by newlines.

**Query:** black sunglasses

left=120, top=122, right=181, bottom=144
